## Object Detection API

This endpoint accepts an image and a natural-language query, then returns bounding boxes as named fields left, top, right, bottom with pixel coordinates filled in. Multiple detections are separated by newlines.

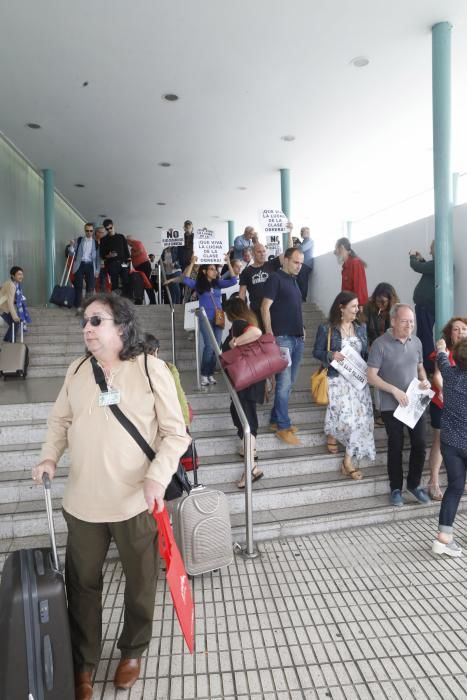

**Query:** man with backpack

left=69, top=223, right=100, bottom=310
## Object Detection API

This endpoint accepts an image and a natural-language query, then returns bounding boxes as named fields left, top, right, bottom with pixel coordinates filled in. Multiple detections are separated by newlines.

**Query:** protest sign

left=161, top=229, right=184, bottom=248
left=194, top=228, right=227, bottom=265
left=259, top=209, right=289, bottom=239
left=265, top=234, right=283, bottom=256
left=331, top=345, right=368, bottom=392
left=394, top=378, right=434, bottom=429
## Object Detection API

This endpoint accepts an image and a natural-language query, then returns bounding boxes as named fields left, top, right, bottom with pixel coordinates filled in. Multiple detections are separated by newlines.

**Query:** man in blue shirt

left=261, top=248, right=305, bottom=446
left=233, top=226, right=257, bottom=260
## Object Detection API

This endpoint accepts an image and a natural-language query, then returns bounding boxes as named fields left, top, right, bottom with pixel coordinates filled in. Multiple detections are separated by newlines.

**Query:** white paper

left=161, top=228, right=184, bottom=248
left=259, top=209, right=289, bottom=239
left=265, top=234, right=283, bottom=256
left=331, top=345, right=368, bottom=392
left=194, top=228, right=228, bottom=264
left=393, top=378, right=434, bottom=429
left=279, top=346, right=292, bottom=367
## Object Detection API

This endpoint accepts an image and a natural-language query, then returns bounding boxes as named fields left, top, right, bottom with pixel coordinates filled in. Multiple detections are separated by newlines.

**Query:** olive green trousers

left=63, top=509, right=159, bottom=672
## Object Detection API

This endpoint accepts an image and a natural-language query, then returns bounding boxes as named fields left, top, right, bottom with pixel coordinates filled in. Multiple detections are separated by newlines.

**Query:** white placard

left=161, top=229, right=184, bottom=248
left=259, top=209, right=288, bottom=238
left=265, top=234, right=283, bottom=256
left=393, top=378, right=434, bottom=429
left=183, top=300, right=199, bottom=331
left=331, top=345, right=368, bottom=392
left=194, top=228, right=228, bottom=265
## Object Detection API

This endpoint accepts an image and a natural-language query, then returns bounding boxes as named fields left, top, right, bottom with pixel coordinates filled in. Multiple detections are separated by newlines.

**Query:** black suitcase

left=0, top=476, right=75, bottom=699
left=49, top=254, right=75, bottom=308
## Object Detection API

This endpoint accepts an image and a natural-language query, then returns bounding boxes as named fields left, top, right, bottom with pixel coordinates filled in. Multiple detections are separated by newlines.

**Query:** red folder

left=153, top=506, right=194, bottom=653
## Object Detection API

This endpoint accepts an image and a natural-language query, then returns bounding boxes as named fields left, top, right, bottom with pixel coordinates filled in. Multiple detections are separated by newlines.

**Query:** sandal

left=428, top=485, right=444, bottom=501
left=374, top=416, right=385, bottom=427
left=327, top=437, right=338, bottom=454
left=237, top=465, right=264, bottom=489
left=341, top=460, right=363, bottom=480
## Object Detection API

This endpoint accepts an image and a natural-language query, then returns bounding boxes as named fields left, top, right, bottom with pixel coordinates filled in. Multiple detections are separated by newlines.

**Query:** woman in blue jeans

left=432, top=336, right=467, bottom=558
left=183, top=255, right=237, bottom=386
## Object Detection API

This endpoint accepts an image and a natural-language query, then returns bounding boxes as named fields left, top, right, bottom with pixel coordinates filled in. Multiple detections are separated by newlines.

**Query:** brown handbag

left=210, top=292, right=225, bottom=328
left=310, top=327, right=331, bottom=405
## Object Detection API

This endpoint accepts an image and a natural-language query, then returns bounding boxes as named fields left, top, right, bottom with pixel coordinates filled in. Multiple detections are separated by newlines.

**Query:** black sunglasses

left=81, top=315, right=114, bottom=328
left=105, top=226, right=113, bottom=230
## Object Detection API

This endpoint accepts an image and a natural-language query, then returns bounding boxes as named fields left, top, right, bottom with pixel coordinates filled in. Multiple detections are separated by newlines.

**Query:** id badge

left=99, top=389, right=121, bottom=407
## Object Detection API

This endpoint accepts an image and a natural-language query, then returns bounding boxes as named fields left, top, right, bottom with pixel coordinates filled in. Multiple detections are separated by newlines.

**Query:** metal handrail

left=195, top=307, right=259, bottom=559
left=157, top=261, right=176, bottom=365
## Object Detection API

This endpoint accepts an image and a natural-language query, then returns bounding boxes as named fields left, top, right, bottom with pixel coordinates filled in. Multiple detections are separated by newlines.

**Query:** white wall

left=310, top=203, right=467, bottom=318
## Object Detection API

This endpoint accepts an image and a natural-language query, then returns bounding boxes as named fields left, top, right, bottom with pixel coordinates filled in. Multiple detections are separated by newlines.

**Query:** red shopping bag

left=153, top=506, right=194, bottom=653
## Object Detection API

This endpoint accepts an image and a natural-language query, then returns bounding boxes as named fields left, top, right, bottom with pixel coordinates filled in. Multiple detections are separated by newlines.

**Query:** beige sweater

left=40, top=353, right=191, bottom=522
left=0, top=279, right=19, bottom=321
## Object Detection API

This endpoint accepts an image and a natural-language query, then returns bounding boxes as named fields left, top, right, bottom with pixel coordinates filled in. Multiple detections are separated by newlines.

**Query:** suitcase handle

left=10, top=320, right=24, bottom=344
left=42, top=474, right=60, bottom=572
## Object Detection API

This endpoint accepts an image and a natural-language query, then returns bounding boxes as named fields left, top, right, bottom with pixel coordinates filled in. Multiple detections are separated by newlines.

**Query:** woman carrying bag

left=222, top=297, right=264, bottom=489
left=182, top=255, right=238, bottom=386
left=313, top=291, right=375, bottom=480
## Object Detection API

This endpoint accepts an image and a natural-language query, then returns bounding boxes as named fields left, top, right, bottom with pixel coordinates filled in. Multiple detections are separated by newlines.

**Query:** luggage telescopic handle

left=42, top=474, right=60, bottom=572
left=10, top=320, right=24, bottom=344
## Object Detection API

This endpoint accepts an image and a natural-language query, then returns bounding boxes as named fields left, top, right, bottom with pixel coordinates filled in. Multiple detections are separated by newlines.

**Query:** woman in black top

left=222, top=298, right=264, bottom=489
left=363, top=283, right=399, bottom=345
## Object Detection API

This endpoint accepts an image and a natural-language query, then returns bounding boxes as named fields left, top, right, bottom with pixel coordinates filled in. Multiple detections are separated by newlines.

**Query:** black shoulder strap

left=73, top=355, right=91, bottom=375
left=90, top=356, right=155, bottom=461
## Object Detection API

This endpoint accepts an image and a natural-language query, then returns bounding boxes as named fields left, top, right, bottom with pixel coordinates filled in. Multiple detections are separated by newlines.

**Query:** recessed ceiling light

left=281, top=135, right=295, bottom=142
left=163, top=94, right=179, bottom=102
left=237, top=186, right=247, bottom=191
left=157, top=202, right=166, bottom=206
left=82, top=81, right=89, bottom=87
left=156, top=226, right=163, bottom=229
left=350, top=56, right=370, bottom=68
left=99, top=214, right=107, bottom=217
left=74, top=183, right=85, bottom=188
left=212, top=215, right=220, bottom=219
left=158, top=162, right=171, bottom=167
left=26, top=123, right=41, bottom=129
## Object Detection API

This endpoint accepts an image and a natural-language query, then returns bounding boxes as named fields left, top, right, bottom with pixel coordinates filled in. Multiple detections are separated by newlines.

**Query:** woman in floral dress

left=313, top=291, right=375, bottom=479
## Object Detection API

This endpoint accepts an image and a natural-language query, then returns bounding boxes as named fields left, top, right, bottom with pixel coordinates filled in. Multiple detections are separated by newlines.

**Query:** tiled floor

left=92, top=513, right=467, bottom=700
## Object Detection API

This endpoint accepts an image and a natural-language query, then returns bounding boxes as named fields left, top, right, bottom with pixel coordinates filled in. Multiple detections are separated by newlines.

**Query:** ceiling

left=1, top=0, right=467, bottom=254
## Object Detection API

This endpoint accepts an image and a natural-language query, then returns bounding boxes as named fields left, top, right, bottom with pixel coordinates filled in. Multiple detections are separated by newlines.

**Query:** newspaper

left=330, top=345, right=368, bottom=392
left=393, top=378, right=434, bottom=429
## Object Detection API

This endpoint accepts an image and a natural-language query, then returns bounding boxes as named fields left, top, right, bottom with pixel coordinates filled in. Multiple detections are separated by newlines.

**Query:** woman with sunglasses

left=32, top=293, right=190, bottom=699
left=183, top=254, right=238, bottom=386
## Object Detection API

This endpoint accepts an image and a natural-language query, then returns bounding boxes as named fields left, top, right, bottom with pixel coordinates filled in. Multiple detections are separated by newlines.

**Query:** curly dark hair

left=81, top=293, right=144, bottom=360
left=442, top=316, right=467, bottom=349
left=328, top=291, right=359, bottom=327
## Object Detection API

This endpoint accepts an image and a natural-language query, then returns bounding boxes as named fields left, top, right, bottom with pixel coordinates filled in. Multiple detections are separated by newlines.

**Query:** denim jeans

left=438, top=442, right=467, bottom=533
left=199, top=318, right=222, bottom=377
left=270, top=335, right=304, bottom=430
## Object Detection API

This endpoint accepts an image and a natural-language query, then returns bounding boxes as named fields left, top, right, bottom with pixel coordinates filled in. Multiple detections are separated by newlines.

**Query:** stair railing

left=157, top=262, right=176, bottom=365
left=195, top=307, right=259, bottom=560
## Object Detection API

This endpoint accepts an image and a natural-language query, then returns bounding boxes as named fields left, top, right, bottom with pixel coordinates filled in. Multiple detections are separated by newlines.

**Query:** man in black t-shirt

left=99, top=219, right=131, bottom=295
left=239, top=243, right=280, bottom=326
left=261, top=248, right=305, bottom=446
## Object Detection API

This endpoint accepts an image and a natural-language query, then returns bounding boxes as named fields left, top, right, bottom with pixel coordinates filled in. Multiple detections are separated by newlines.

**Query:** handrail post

left=157, top=262, right=177, bottom=365
left=197, top=307, right=259, bottom=559
left=158, top=263, right=162, bottom=305
left=170, top=307, right=176, bottom=366
left=194, top=312, right=201, bottom=390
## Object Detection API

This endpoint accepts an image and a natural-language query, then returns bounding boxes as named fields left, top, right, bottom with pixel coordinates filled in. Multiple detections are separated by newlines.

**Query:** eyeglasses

left=85, top=229, right=94, bottom=233
left=81, top=315, right=114, bottom=328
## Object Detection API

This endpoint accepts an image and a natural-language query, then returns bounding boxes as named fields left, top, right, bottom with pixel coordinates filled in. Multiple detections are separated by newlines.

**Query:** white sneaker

left=200, top=375, right=209, bottom=386
left=208, top=375, right=217, bottom=385
left=432, top=539, right=462, bottom=557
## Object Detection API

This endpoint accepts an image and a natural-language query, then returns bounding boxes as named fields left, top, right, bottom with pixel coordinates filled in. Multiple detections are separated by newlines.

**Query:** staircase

left=0, top=303, right=463, bottom=570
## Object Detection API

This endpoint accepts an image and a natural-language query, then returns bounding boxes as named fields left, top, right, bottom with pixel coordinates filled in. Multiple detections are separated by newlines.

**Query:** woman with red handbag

left=222, top=298, right=264, bottom=489
left=182, top=255, right=238, bottom=386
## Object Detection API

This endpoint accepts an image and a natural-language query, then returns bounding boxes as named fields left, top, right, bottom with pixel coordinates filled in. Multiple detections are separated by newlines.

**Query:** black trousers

left=297, top=265, right=312, bottom=302
left=73, top=261, right=95, bottom=308
left=105, top=259, right=130, bottom=295
left=135, top=261, right=156, bottom=304
left=230, top=397, right=258, bottom=439
left=381, top=411, right=426, bottom=492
